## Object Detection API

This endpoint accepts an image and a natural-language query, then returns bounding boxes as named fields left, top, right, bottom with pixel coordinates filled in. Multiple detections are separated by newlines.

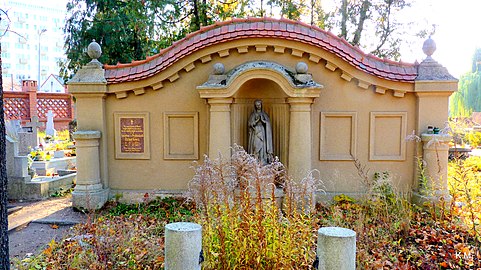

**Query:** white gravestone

left=23, top=116, right=43, bottom=146
left=45, top=110, right=57, bottom=137
left=17, top=116, right=43, bottom=156
left=17, top=132, right=36, bottom=156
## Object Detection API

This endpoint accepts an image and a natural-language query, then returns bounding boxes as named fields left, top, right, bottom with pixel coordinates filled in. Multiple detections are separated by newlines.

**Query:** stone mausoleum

left=68, top=18, right=457, bottom=209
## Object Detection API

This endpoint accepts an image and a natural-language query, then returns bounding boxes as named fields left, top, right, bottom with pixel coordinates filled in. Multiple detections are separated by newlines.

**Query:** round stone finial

left=213, top=63, right=225, bottom=75
left=422, top=37, right=436, bottom=57
left=87, top=39, right=102, bottom=60
left=296, top=62, right=308, bottom=74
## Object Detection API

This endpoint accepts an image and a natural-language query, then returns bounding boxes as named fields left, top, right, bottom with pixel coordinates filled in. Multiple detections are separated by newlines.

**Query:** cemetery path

left=7, top=195, right=86, bottom=260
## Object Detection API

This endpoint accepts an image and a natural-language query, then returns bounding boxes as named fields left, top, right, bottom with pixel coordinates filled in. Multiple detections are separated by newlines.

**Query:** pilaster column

left=288, top=97, right=314, bottom=180
left=208, top=98, right=233, bottom=159
left=72, top=130, right=108, bottom=209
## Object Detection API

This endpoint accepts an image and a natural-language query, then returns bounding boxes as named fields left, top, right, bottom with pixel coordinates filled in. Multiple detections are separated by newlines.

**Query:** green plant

left=189, top=145, right=321, bottom=269
left=50, top=187, right=74, bottom=198
left=333, top=194, right=356, bottom=205
left=464, top=131, right=481, bottom=148
left=416, top=157, right=430, bottom=196
left=448, top=158, right=481, bottom=241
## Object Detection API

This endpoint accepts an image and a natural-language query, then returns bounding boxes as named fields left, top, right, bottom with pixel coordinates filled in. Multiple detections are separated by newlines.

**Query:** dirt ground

left=7, top=195, right=87, bottom=261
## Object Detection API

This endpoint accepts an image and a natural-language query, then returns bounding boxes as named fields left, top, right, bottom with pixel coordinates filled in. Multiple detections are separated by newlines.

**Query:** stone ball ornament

left=422, top=37, right=436, bottom=57
left=213, top=63, right=225, bottom=75
left=296, top=62, right=308, bottom=74
left=87, top=40, right=102, bottom=60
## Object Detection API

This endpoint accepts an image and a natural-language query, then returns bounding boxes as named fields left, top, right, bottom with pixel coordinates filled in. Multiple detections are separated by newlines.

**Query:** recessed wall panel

left=369, top=112, right=407, bottom=161
left=320, top=112, right=357, bottom=160
left=164, top=112, right=199, bottom=160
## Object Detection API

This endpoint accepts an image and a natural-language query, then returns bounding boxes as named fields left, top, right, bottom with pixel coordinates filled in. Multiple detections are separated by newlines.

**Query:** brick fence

left=3, top=80, right=74, bottom=130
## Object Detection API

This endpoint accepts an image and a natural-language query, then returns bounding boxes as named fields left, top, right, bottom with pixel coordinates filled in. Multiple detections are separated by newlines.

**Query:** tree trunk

left=192, top=0, right=201, bottom=31
left=352, top=0, right=370, bottom=46
left=0, top=19, right=11, bottom=268
left=340, top=0, right=348, bottom=39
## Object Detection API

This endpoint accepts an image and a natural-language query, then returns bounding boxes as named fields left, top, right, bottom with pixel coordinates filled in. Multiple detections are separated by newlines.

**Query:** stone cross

left=45, top=110, right=57, bottom=137
left=23, top=116, right=43, bottom=146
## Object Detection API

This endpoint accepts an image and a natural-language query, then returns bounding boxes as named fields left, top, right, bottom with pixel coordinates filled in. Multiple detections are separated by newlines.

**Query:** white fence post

left=316, top=226, right=356, bottom=270
left=165, top=222, right=203, bottom=270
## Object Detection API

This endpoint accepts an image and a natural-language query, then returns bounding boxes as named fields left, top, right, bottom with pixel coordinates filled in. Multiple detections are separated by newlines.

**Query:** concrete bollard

left=316, top=226, right=356, bottom=270
left=165, top=222, right=203, bottom=270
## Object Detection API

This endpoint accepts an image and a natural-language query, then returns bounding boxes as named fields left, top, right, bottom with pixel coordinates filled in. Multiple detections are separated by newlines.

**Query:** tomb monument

left=68, top=18, right=457, bottom=209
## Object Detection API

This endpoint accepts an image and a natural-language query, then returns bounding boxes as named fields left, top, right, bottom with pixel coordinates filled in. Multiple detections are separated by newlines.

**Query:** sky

left=400, top=0, right=480, bottom=78
left=329, top=0, right=479, bottom=79
left=2, top=0, right=478, bottom=79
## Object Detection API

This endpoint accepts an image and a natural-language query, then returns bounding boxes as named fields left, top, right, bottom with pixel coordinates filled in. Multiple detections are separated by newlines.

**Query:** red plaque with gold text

left=120, top=117, right=145, bottom=153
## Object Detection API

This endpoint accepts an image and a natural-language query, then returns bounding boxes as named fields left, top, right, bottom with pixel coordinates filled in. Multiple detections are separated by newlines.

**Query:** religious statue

left=248, top=99, right=273, bottom=165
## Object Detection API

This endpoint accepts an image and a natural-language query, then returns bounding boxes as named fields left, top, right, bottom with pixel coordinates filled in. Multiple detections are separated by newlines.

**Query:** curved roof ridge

left=104, top=17, right=417, bottom=83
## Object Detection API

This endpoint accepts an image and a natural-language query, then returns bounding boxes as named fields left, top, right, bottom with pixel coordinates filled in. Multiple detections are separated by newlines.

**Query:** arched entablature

left=197, top=61, right=323, bottom=99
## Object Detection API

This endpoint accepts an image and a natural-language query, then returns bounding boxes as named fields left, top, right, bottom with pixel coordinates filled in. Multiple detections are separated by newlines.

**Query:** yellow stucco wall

left=99, top=38, right=422, bottom=194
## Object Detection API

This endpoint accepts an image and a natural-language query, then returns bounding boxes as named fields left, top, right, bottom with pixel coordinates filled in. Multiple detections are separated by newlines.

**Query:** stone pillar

left=207, top=98, right=233, bottom=159
left=287, top=97, right=313, bottom=180
left=72, top=130, right=108, bottom=210
left=413, top=38, right=457, bottom=205
left=165, top=222, right=203, bottom=270
left=68, top=40, right=109, bottom=207
left=317, top=227, right=356, bottom=270
left=413, top=134, right=451, bottom=204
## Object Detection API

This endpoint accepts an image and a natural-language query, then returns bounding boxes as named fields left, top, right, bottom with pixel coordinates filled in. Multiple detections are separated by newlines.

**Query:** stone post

left=413, top=134, right=451, bottom=204
left=413, top=38, right=457, bottom=205
left=165, top=222, right=203, bottom=270
left=317, top=227, right=356, bottom=270
left=287, top=97, right=314, bottom=181
left=68, top=40, right=109, bottom=208
left=207, top=98, right=233, bottom=159
left=72, top=130, right=108, bottom=210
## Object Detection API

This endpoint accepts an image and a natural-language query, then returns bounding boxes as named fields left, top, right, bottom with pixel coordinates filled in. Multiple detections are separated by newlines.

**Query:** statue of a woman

left=248, top=99, right=273, bottom=164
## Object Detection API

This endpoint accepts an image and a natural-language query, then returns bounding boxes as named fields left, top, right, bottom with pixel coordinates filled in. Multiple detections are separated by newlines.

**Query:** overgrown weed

left=449, top=156, right=481, bottom=241
left=189, top=145, right=322, bottom=269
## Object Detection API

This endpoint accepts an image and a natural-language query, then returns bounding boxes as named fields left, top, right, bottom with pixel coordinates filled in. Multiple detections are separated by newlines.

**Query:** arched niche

left=198, top=61, right=322, bottom=177
left=232, top=78, right=289, bottom=163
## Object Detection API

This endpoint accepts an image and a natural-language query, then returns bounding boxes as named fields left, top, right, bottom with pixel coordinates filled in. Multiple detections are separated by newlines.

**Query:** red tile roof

left=104, top=17, right=417, bottom=84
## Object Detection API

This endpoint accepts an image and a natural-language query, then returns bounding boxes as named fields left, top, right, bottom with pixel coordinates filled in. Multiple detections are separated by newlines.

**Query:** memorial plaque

left=120, top=118, right=144, bottom=153
left=115, top=112, right=150, bottom=159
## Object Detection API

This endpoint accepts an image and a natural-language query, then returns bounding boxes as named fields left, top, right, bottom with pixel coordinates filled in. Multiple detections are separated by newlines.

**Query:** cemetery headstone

left=46, top=110, right=57, bottom=138
left=23, top=116, right=42, bottom=146
left=17, top=117, right=43, bottom=156
left=6, top=136, right=17, bottom=177
left=5, top=120, right=22, bottom=141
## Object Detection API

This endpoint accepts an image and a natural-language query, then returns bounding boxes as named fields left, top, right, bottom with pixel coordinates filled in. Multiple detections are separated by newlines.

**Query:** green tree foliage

left=61, top=0, right=252, bottom=80
left=61, top=0, right=167, bottom=79
left=450, top=48, right=481, bottom=117
left=267, top=0, right=305, bottom=20
left=62, top=0, right=425, bottom=79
